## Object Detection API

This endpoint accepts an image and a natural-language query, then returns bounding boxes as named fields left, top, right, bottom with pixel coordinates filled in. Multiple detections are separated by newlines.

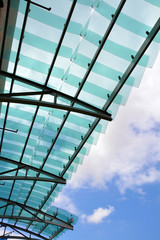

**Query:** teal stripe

left=84, top=30, right=149, bottom=67
left=144, top=0, right=160, bottom=7
left=16, top=1, right=82, bottom=35
left=7, top=26, right=73, bottom=59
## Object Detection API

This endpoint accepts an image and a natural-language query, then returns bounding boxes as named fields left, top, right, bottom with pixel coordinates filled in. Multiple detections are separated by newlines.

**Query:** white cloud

left=81, top=206, right=114, bottom=224
left=67, top=53, right=160, bottom=193
left=54, top=191, right=115, bottom=225
left=54, top=191, right=79, bottom=215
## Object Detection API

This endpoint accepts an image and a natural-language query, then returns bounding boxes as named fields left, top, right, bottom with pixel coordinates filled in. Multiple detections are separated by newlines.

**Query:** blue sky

left=54, top=53, right=160, bottom=240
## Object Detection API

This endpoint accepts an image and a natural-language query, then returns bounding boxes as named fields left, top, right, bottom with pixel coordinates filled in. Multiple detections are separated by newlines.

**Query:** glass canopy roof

left=0, top=0, right=159, bottom=239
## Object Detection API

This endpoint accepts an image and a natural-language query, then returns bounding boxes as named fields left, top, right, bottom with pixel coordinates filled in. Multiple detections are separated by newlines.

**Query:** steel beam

left=0, top=237, right=41, bottom=240
left=24, top=0, right=51, bottom=11
left=0, top=175, right=65, bottom=183
left=6, top=224, right=29, bottom=239
left=0, top=222, right=48, bottom=240
left=0, top=96, right=112, bottom=121
left=0, top=77, right=112, bottom=120
left=45, top=0, right=77, bottom=84
left=0, top=156, right=66, bottom=184
left=0, top=166, right=25, bottom=175
left=0, top=204, right=9, bottom=210
left=0, top=198, right=73, bottom=230
left=0, top=127, right=18, bottom=133
left=0, top=216, right=73, bottom=230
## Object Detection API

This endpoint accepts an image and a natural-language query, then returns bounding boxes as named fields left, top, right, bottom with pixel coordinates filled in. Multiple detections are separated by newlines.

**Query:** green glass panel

left=145, top=0, right=160, bottom=7
left=16, top=1, right=82, bottom=35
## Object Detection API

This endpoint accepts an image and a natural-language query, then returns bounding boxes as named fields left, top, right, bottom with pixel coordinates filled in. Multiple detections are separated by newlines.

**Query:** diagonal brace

left=0, top=198, right=73, bottom=230
left=0, top=222, right=48, bottom=240
left=0, top=96, right=112, bottom=121
left=0, top=71, right=112, bottom=121
left=0, top=156, right=66, bottom=184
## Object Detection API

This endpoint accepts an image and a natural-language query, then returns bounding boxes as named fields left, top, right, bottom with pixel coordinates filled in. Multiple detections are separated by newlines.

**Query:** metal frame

left=0, top=0, right=127, bottom=236
left=0, top=95, right=112, bottom=121
left=0, top=74, right=112, bottom=120
left=0, top=0, right=159, bottom=238
left=0, top=198, right=73, bottom=230
left=0, top=156, right=66, bottom=184
left=24, top=0, right=51, bottom=11
left=0, top=237, right=42, bottom=240
left=0, top=222, right=48, bottom=240
left=0, top=216, right=72, bottom=229
left=0, top=224, right=29, bottom=239
left=0, top=1, right=79, bottom=231
left=28, top=0, right=127, bottom=209
left=0, top=176, right=65, bottom=183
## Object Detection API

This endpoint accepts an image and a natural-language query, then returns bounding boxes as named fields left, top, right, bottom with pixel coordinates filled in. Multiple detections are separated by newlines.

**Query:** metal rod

left=0, top=222, right=47, bottom=240
left=5, top=225, right=29, bottom=239
left=0, top=166, right=24, bottom=175
left=0, top=127, right=18, bottom=133
left=0, top=204, right=9, bottom=210
left=45, top=0, right=77, bottom=85
left=16, top=202, right=44, bottom=222
left=24, top=0, right=51, bottom=11
left=0, top=198, right=73, bottom=230
left=0, top=176, right=66, bottom=183
left=0, top=216, right=73, bottom=230
left=0, top=237, right=41, bottom=240
left=0, top=97, right=112, bottom=121
left=0, top=75, right=111, bottom=118
left=0, top=156, right=66, bottom=183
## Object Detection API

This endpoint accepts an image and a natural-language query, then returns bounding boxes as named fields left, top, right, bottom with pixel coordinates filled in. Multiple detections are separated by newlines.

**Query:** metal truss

left=0, top=176, right=65, bottom=182
left=0, top=0, right=78, bottom=230
left=0, top=198, right=73, bottom=230
left=0, top=215, right=71, bottom=228
left=0, top=223, right=30, bottom=239
left=0, top=156, right=66, bottom=184
left=0, top=0, right=159, bottom=239
left=0, top=76, right=112, bottom=121
left=10, top=0, right=127, bottom=236
left=0, top=222, right=48, bottom=240
left=0, top=237, right=41, bottom=240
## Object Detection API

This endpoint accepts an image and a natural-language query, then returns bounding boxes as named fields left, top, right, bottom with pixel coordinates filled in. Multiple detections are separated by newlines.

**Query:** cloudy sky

left=53, top=52, right=160, bottom=240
